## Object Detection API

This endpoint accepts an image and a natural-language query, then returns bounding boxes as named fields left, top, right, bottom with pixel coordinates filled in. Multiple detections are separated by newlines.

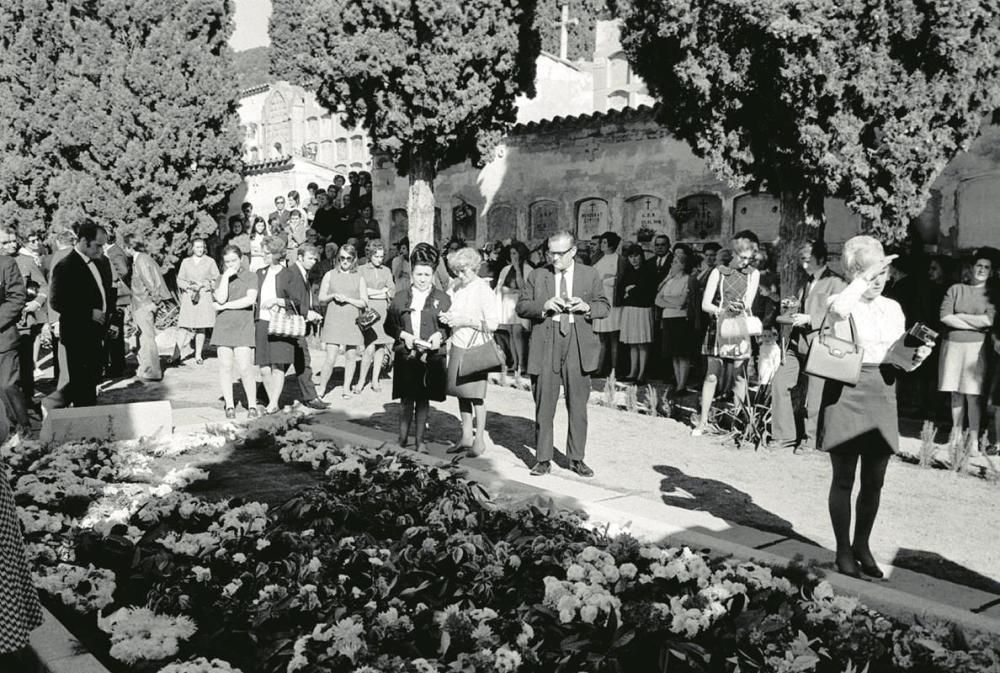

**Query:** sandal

left=224, top=407, right=236, bottom=419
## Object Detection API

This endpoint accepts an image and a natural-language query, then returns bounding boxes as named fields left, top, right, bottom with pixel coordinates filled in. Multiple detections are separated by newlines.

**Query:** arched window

left=608, top=51, right=630, bottom=87
left=350, top=135, right=363, bottom=159
left=350, top=162, right=364, bottom=171
left=319, top=139, right=333, bottom=164
left=335, top=138, right=347, bottom=160
left=273, top=142, right=283, bottom=156
left=607, top=90, right=629, bottom=111
left=306, top=116, right=319, bottom=139
left=249, top=147, right=259, bottom=162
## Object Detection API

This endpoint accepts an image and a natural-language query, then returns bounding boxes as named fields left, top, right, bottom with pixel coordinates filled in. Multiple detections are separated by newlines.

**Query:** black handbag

left=805, top=312, right=864, bottom=386
left=457, top=328, right=505, bottom=377
left=356, top=307, right=380, bottom=329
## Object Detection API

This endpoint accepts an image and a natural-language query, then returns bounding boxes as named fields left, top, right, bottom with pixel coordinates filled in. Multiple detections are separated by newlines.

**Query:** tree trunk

left=407, top=149, right=436, bottom=246
left=777, top=190, right=826, bottom=297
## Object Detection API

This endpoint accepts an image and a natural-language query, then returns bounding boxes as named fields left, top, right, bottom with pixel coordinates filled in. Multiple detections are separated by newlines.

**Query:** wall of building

left=372, top=108, right=863, bottom=250
left=513, top=53, right=595, bottom=124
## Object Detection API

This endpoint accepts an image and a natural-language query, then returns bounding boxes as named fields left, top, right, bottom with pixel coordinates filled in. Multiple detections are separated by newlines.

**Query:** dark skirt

left=818, top=364, right=898, bottom=455
left=391, top=346, right=447, bottom=402
left=254, top=320, right=294, bottom=367
left=662, top=316, right=694, bottom=360
left=446, top=346, right=489, bottom=399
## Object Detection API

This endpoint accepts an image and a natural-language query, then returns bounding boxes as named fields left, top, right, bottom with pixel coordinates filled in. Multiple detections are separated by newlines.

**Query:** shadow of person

left=653, top=464, right=814, bottom=543
left=483, top=407, right=570, bottom=468
left=891, top=547, right=1000, bottom=595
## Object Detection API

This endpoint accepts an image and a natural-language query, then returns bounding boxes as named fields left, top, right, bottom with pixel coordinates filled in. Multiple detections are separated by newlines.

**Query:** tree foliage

left=270, top=0, right=542, bottom=243
left=0, top=0, right=244, bottom=267
left=612, top=0, right=1000, bottom=245
left=536, top=0, right=609, bottom=61
left=233, top=46, right=273, bottom=90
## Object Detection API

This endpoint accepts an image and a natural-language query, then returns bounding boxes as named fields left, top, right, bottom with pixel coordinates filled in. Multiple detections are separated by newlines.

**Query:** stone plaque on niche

left=671, top=193, right=723, bottom=241
left=529, top=199, right=560, bottom=241
left=453, top=203, right=476, bottom=242
left=487, top=204, right=517, bottom=242
left=576, top=198, right=609, bottom=240
left=625, top=195, right=665, bottom=243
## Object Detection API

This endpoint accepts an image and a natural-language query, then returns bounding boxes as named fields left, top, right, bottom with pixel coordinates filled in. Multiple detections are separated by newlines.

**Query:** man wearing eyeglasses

left=516, top=231, right=609, bottom=477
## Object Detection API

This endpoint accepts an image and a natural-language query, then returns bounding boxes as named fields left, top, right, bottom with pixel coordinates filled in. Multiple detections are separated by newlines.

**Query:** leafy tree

left=611, top=0, right=1000, bottom=290
left=0, top=0, right=244, bottom=267
left=233, top=46, right=274, bottom=90
left=536, top=0, right=608, bottom=61
left=270, top=0, right=542, bottom=245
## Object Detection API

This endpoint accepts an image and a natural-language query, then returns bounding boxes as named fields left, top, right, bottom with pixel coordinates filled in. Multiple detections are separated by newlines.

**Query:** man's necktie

left=559, top=272, right=569, bottom=336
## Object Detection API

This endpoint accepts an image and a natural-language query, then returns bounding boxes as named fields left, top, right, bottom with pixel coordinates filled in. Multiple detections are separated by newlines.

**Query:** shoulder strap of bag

left=815, top=309, right=859, bottom=350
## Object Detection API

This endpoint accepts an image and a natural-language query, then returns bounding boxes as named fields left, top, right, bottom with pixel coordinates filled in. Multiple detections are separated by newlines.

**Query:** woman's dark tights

left=828, top=451, right=890, bottom=569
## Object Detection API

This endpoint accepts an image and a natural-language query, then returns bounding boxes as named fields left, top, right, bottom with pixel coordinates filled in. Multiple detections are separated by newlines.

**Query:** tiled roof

left=242, top=155, right=294, bottom=174
left=238, top=83, right=271, bottom=99
left=511, top=103, right=660, bottom=134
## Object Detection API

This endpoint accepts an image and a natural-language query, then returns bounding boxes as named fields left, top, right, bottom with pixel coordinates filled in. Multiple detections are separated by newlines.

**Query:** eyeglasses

left=338, top=256, right=354, bottom=261
left=547, top=248, right=574, bottom=258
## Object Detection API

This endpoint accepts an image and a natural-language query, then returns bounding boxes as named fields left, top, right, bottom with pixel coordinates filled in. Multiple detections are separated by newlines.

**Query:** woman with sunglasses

left=317, top=243, right=368, bottom=398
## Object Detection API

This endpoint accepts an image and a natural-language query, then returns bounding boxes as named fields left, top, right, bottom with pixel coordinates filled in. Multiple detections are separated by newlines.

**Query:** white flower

left=566, top=564, right=585, bottom=581
left=232, top=553, right=247, bottom=564
left=619, top=563, right=638, bottom=579
left=256, top=538, right=271, bottom=550
left=494, top=645, right=523, bottom=672
left=330, top=617, right=365, bottom=661
left=580, top=605, right=599, bottom=623
left=307, top=557, right=321, bottom=573
left=98, top=607, right=196, bottom=664
left=192, top=566, right=212, bottom=583
left=158, top=658, right=243, bottom=673
left=222, top=579, right=242, bottom=597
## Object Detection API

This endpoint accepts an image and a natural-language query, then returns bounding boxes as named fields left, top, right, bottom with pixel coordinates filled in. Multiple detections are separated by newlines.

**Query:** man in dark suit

left=2, top=230, right=48, bottom=408
left=0, top=229, right=28, bottom=427
left=274, top=244, right=327, bottom=410
left=516, top=231, right=610, bottom=477
left=772, top=240, right=847, bottom=453
left=645, top=234, right=672, bottom=282
left=45, top=230, right=75, bottom=388
left=48, top=221, right=112, bottom=408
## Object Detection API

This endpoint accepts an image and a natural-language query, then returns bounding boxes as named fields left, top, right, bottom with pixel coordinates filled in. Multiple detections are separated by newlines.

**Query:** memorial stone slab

left=576, top=198, right=610, bottom=240
left=41, top=400, right=173, bottom=443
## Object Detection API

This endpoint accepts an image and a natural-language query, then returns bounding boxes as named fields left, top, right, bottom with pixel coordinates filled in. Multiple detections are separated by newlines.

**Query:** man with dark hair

left=275, top=245, right=326, bottom=410
left=240, top=202, right=254, bottom=229
left=1, top=230, right=47, bottom=410
left=771, top=240, right=846, bottom=453
left=517, top=231, right=609, bottom=477
left=0, top=229, right=29, bottom=427
left=268, top=195, right=289, bottom=235
left=48, top=221, right=112, bottom=407
left=646, top=234, right=672, bottom=281
left=733, top=228, right=760, bottom=248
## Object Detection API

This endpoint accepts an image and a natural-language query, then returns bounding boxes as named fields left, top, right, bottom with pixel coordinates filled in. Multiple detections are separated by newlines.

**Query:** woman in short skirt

left=255, top=236, right=293, bottom=413
left=938, top=249, right=997, bottom=454
left=357, top=239, right=395, bottom=393
left=617, top=243, right=656, bottom=383
left=692, top=238, right=760, bottom=436
left=176, top=238, right=220, bottom=364
left=819, top=236, right=932, bottom=579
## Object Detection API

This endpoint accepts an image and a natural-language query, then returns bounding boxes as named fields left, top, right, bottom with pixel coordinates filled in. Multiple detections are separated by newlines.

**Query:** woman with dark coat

left=384, top=243, right=451, bottom=453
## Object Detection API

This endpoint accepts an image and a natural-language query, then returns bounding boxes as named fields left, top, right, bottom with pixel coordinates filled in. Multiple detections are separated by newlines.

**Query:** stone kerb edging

left=306, top=421, right=1000, bottom=638
left=30, top=605, right=111, bottom=673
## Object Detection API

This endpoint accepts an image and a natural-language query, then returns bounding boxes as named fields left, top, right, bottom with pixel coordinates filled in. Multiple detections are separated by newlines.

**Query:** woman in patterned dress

left=357, top=240, right=395, bottom=393
left=692, top=237, right=760, bottom=436
left=248, top=218, right=270, bottom=272
left=176, top=238, right=220, bottom=365
left=0, top=398, right=43, bottom=664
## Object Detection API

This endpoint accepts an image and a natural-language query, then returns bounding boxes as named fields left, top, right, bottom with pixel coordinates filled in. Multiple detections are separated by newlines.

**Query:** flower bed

left=5, top=413, right=1000, bottom=673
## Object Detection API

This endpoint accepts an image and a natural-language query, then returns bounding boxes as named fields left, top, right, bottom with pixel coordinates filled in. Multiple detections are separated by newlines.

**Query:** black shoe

left=224, top=407, right=236, bottom=419
left=446, top=443, right=471, bottom=454
left=247, top=407, right=260, bottom=419
left=835, top=551, right=862, bottom=579
left=569, top=460, right=594, bottom=478
left=853, top=549, right=885, bottom=579
left=530, top=461, right=551, bottom=476
left=304, top=398, right=328, bottom=410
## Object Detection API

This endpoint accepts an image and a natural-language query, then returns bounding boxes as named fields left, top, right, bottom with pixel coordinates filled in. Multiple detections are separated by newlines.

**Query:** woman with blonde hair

left=255, top=236, right=291, bottom=413
left=819, top=235, right=931, bottom=578
left=317, top=243, right=368, bottom=398
left=692, top=235, right=760, bottom=435
left=441, top=246, right=501, bottom=456
left=357, top=239, right=395, bottom=392
left=176, top=237, right=220, bottom=365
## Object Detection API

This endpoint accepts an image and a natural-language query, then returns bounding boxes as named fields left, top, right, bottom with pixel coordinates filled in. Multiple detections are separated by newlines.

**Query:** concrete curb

left=307, top=420, right=1000, bottom=637
left=29, top=606, right=109, bottom=673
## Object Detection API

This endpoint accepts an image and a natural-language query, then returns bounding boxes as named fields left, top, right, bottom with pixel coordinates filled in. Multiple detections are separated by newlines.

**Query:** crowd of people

left=1, top=183, right=997, bottom=596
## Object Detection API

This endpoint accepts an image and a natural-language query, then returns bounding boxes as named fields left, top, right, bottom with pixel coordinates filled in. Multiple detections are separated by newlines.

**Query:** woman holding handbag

left=440, top=246, right=501, bottom=457
left=819, top=235, right=931, bottom=579
left=384, top=243, right=451, bottom=453
left=356, top=240, right=395, bottom=393
left=316, top=243, right=368, bottom=398
left=692, top=236, right=760, bottom=436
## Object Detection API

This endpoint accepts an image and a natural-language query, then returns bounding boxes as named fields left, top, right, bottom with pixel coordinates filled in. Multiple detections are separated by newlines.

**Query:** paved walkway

left=58, top=344, right=1000, bottom=630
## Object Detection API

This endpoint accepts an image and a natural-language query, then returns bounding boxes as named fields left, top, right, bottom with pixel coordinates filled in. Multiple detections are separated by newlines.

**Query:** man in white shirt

left=516, top=231, right=610, bottom=477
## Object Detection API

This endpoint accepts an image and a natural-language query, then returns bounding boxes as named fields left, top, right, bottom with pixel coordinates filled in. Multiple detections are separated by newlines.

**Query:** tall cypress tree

left=0, top=0, right=244, bottom=267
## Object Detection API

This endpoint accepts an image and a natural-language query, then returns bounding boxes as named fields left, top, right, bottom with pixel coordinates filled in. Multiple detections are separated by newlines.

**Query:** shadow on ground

left=893, top=548, right=1000, bottom=596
